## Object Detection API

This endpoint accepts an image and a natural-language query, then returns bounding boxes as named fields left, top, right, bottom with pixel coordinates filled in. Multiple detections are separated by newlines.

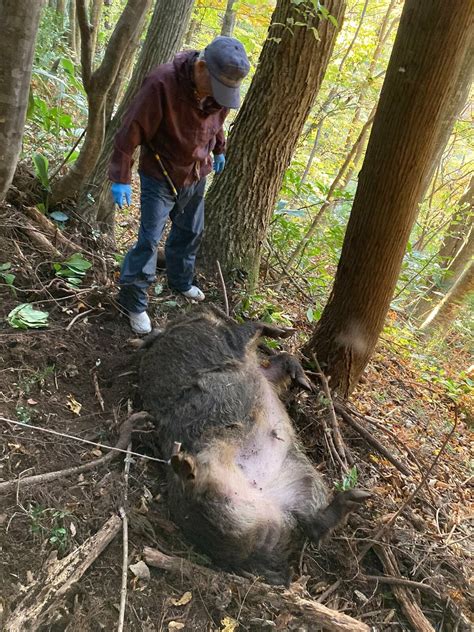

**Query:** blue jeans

left=118, top=172, right=205, bottom=313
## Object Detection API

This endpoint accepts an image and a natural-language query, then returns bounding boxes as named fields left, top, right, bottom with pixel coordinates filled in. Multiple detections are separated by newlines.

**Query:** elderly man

left=109, top=36, right=250, bottom=334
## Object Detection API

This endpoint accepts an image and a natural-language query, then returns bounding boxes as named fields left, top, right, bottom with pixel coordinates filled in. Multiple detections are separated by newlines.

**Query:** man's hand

left=213, top=154, right=225, bottom=175
left=111, top=183, right=132, bottom=208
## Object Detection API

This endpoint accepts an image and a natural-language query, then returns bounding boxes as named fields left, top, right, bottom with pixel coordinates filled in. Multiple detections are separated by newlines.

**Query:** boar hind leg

left=307, top=489, right=371, bottom=545
left=260, top=352, right=312, bottom=391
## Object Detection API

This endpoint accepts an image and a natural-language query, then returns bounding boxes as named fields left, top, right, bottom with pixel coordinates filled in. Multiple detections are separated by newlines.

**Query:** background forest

left=0, top=1, right=472, bottom=631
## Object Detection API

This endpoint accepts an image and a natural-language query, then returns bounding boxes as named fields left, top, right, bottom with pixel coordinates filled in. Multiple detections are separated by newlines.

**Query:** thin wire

left=0, top=417, right=170, bottom=465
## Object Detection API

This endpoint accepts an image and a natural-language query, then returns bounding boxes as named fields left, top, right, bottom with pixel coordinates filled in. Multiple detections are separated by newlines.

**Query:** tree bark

left=302, top=0, right=474, bottom=398
left=76, top=0, right=195, bottom=230
left=50, top=0, right=152, bottom=205
left=221, top=0, right=236, bottom=37
left=420, top=261, right=473, bottom=335
left=0, top=0, right=45, bottom=203
left=202, top=0, right=346, bottom=287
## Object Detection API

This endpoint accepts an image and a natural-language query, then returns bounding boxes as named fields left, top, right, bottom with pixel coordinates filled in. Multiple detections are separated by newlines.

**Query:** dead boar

left=138, top=306, right=370, bottom=585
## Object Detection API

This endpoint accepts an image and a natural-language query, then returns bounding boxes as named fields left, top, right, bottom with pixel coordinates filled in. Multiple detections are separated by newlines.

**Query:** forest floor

left=0, top=186, right=472, bottom=632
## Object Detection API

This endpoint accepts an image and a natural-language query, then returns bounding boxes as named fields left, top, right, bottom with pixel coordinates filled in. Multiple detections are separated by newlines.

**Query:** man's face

left=194, top=60, right=214, bottom=100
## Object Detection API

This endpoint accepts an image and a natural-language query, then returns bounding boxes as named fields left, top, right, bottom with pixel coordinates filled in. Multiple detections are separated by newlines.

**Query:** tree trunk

left=90, top=0, right=104, bottom=61
left=77, top=0, right=195, bottom=230
left=302, top=0, right=474, bottom=398
left=0, top=0, right=45, bottom=203
left=221, top=0, right=236, bottom=37
left=202, top=0, right=346, bottom=287
left=68, top=0, right=77, bottom=56
left=184, top=17, right=199, bottom=46
left=420, top=261, right=474, bottom=335
left=50, top=0, right=152, bottom=206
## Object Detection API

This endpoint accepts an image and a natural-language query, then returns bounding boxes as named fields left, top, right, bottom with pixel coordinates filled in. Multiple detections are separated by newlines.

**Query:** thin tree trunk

left=68, top=0, right=77, bottom=55
left=56, top=0, right=66, bottom=29
left=0, top=0, right=45, bottom=203
left=300, top=0, right=369, bottom=185
left=50, top=0, right=152, bottom=205
left=184, top=17, right=198, bottom=46
left=420, top=261, right=474, bottom=335
left=341, top=0, right=398, bottom=155
left=302, top=0, right=474, bottom=398
left=77, top=0, right=196, bottom=230
left=90, top=0, right=104, bottom=61
left=284, top=105, right=376, bottom=272
left=202, top=0, right=346, bottom=287
left=221, top=0, right=236, bottom=37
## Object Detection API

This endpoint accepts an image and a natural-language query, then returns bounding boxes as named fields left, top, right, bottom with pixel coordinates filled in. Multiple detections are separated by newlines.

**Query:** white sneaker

left=181, top=285, right=205, bottom=302
left=129, top=311, right=152, bottom=334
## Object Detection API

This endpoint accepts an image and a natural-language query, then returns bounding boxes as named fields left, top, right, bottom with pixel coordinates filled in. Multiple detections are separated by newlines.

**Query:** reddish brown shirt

left=109, top=50, right=229, bottom=188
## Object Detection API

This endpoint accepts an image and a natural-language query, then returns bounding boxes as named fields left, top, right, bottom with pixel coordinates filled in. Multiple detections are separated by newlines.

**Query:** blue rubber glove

left=213, top=153, right=225, bottom=175
left=111, top=182, right=132, bottom=208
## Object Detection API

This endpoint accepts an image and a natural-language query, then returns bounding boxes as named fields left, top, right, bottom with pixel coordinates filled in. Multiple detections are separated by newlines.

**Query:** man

left=109, top=36, right=250, bottom=334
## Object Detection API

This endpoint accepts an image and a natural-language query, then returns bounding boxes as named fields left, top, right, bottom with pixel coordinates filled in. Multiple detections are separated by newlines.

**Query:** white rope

left=0, top=416, right=170, bottom=465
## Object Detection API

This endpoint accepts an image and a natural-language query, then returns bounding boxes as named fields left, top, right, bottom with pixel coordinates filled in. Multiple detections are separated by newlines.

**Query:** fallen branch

left=334, top=403, right=411, bottom=476
left=374, top=544, right=435, bottom=632
left=313, top=356, right=352, bottom=470
left=20, top=222, right=62, bottom=257
left=117, top=442, right=132, bottom=632
left=0, top=412, right=150, bottom=494
left=216, top=260, right=229, bottom=317
left=144, top=546, right=370, bottom=632
left=5, top=514, right=122, bottom=631
left=92, top=369, right=106, bottom=411
left=361, top=574, right=441, bottom=599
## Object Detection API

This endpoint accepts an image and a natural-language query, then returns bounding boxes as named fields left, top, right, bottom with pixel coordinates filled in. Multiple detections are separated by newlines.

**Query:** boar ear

left=170, top=453, right=196, bottom=481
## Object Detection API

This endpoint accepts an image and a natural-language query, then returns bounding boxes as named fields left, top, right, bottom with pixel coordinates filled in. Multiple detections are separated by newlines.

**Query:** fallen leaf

left=26, top=570, right=34, bottom=584
left=66, top=395, right=82, bottom=415
left=69, top=522, right=77, bottom=537
left=168, top=623, right=185, bottom=630
left=27, top=399, right=38, bottom=405
left=171, top=591, right=192, bottom=607
left=221, top=617, right=239, bottom=632
left=129, top=560, right=150, bottom=581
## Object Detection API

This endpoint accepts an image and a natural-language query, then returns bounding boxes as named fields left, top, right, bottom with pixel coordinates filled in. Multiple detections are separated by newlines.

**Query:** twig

left=361, top=574, right=441, bottom=599
left=334, top=403, right=411, bottom=476
left=66, top=307, right=95, bottom=331
left=0, top=413, right=165, bottom=493
left=144, top=546, right=370, bottom=632
left=374, top=544, right=435, bottom=632
left=312, top=355, right=351, bottom=470
left=117, top=441, right=132, bottom=632
left=216, top=260, right=229, bottom=317
left=49, top=128, right=87, bottom=183
left=92, top=370, right=105, bottom=411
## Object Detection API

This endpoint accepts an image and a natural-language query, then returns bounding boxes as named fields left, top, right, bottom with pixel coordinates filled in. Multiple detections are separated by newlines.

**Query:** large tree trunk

left=0, top=0, right=45, bottom=203
left=302, top=0, right=474, bottom=398
left=221, top=0, right=236, bottom=37
left=420, top=261, right=474, bottom=336
left=76, top=0, right=195, bottom=231
left=202, top=0, right=346, bottom=287
left=50, top=0, right=152, bottom=205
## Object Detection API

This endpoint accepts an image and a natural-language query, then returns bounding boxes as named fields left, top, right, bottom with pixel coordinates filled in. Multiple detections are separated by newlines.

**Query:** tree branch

left=76, top=0, right=93, bottom=92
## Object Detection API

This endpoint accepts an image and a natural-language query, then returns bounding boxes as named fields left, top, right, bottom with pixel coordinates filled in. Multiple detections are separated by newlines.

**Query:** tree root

left=144, top=546, right=370, bottom=632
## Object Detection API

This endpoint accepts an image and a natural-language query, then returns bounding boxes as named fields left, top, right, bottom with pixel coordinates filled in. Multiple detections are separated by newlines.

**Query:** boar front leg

left=260, top=352, right=312, bottom=392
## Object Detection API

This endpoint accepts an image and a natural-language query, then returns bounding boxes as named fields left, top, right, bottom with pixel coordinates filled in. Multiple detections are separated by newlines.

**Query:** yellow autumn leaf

left=171, top=591, right=192, bottom=607
left=67, top=394, right=82, bottom=415
left=221, top=616, right=238, bottom=632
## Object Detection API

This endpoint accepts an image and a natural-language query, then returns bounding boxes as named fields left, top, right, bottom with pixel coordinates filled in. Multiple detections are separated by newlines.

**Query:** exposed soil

left=0, top=201, right=472, bottom=632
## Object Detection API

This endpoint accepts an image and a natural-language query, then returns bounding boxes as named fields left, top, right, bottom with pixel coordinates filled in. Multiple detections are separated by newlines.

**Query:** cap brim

left=209, top=73, right=240, bottom=109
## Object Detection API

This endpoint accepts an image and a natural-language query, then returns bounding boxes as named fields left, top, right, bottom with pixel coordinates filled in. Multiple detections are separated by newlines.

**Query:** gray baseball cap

left=203, top=36, right=250, bottom=109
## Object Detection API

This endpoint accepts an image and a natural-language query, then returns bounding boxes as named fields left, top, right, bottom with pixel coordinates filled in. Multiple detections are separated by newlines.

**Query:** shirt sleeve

left=108, top=76, right=164, bottom=183
left=213, top=124, right=227, bottom=156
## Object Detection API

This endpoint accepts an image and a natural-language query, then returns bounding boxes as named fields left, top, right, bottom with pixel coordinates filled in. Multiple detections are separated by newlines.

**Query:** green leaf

left=33, top=153, right=50, bottom=190
left=61, top=57, right=75, bottom=76
left=0, top=262, right=12, bottom=271
left=154, top=283, right=163, bottom=296
left=1, top=273, right=15, bottom=285
left=7, top=304, right=49, bottom=329
left=306, top=306, right=314, bottom=323
left=62, top=253, right=92, bottom=272
left=27, top=87, right=35, bottom=119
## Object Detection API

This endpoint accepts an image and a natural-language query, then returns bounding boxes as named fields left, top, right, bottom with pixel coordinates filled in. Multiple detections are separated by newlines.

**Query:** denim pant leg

left=119, top=173, right=175, bottom=313
left=165, top=178, right=206, bottom=292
